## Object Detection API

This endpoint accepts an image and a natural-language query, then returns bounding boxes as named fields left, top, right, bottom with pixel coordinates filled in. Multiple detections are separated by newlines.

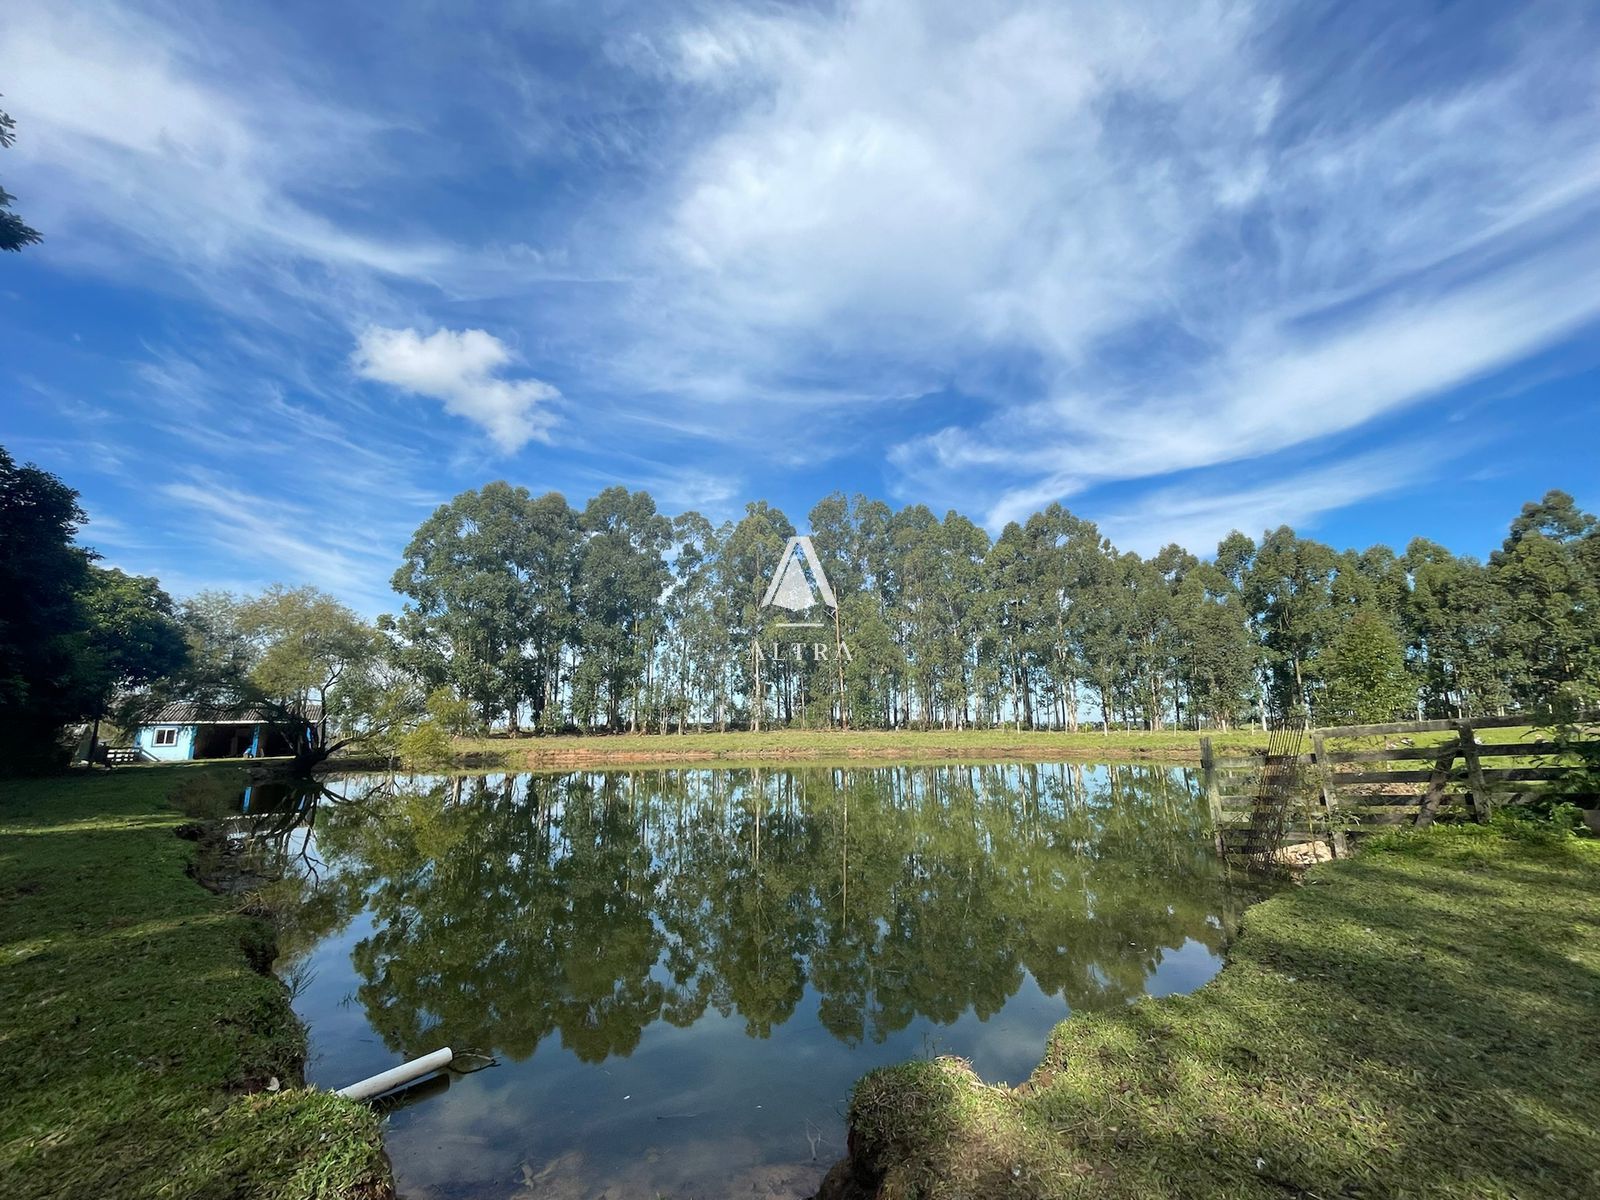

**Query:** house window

left=153, top=728, right=178, bottom=747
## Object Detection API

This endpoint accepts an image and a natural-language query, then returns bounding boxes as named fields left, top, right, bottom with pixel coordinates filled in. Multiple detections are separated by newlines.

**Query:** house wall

left=135, top=724, right=196, bottom=761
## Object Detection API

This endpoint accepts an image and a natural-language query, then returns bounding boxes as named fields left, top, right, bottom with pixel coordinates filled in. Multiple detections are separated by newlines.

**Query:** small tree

left=1316, top=609, right=1413, bottom=725
left=180, top=586, right=393, bottom=775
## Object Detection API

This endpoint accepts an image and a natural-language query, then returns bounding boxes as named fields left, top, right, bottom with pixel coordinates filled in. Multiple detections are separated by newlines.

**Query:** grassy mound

left=837, top=823, right=1600, bottom=1198
left=0, top=765, right=388, bottom=1200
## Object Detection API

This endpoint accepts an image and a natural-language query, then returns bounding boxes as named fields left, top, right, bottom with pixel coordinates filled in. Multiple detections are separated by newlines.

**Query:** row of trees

left=383, top=482, right=1600, bottom=735
left=4, top=438, right=1596, bottom=771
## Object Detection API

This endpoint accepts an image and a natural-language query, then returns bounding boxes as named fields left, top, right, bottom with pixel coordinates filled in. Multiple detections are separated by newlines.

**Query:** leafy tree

left=1489, top=490, right=1600, bottom=708
left=180, top=586, right=383, bottom=773
left=575, top=487, right=671, bottom=730
left=0, top=447, right=88, bottom=769
left=1244, top=527, right=1341, bottom=719
left=79, top=566, right=189, bottom=749
left=1403, top=539, right=1506, bottom=718
left=0, top=101, right=41, bottom=252
left=1316, top=609, right=1413, bottom=725
left=1172, top=562, right=1257, bottom=729
left=392, top=483, right=578, bottom=728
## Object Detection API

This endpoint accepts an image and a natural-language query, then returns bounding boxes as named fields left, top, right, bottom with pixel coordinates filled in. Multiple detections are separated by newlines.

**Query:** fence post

left=1457, top=720, right=1490, bottom=822
left=1201, top=737, right=1223, bottom=855
left=1418, top=744, right=1457, bottom=828
left=1311, top=731, right=1348, bottom=858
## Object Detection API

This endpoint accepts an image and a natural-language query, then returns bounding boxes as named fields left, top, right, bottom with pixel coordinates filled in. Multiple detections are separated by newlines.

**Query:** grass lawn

left=0, top=765, right=388, bottom=1200
left=450, top=725, right=1272, bottom=769
left=829, top=821, right=1600, bottom=1199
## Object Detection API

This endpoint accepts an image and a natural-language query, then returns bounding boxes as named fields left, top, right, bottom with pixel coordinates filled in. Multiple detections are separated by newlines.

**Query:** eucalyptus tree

left=392, top=483, right=577, bottom=727
left=1132, top=546, right=1194, bottom=729
left=984, top=523, right=1041, bottom=728
left=1170, top=562, right=1257, bottom=729
left=1403, top=539, right=1506, bottom=717
left=1244, top=527, right=1341, bottom=719
left=663, top=511, right=732, bottom=731
left=1489, top=489, right=1600, bottom=708
left=722, top=501, right=796, bottom=728
left=576, top=487, right=672, bottom=730
left=1018, top=504, right=1106, bottom=729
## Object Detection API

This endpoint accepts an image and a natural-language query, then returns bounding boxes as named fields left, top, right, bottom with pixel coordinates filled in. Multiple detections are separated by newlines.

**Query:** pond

left=245, top=762, right=1267, bottom=1200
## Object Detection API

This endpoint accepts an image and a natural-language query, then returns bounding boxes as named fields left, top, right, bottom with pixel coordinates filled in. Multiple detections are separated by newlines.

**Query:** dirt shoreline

left=330, top=734, right=1262, bottom=775
left=497, top=744, right=1207, bottom=768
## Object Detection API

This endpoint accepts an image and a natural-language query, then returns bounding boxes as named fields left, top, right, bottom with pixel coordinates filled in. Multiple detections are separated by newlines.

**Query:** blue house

left=131, top=703, right=320, bottom=762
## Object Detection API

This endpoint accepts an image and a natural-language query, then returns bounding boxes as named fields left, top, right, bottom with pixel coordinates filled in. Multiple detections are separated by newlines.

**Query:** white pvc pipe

left=335, top=1047, right=454, bottom=1101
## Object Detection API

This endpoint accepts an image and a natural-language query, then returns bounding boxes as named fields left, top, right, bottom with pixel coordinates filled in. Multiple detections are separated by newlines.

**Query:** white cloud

left=1093, top=449, right=1433, bottom=557
left=8, top=0, right=1600, bottom=577
left=0, top=0, right=450, bottom=323
left=623, top=0, right=1600, bottom=524
left=352, top=326, right=560, bottom=452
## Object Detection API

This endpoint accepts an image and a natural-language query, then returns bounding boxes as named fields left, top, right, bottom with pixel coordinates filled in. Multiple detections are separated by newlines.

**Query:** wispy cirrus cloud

left=0, top=1, right=453, bottom=309
left=4, top=0, right=1598, bottom=609
left=617, top=0, right=1600, bottom=528
left=1093, top=448, right=1440, bottom=557
left=157, top=474, right=413, bottom=612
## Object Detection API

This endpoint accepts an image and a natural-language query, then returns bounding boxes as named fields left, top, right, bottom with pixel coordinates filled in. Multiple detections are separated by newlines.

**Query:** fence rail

left=1202, top=715, right=1598, bottom=861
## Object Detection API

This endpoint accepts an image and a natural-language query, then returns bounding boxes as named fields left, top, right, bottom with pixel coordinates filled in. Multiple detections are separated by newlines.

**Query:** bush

left=399, top=719, right=452, bottom=766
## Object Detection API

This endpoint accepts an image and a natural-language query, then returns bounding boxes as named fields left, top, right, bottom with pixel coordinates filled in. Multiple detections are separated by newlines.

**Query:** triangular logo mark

left=761, top=536, right=838, bottom=613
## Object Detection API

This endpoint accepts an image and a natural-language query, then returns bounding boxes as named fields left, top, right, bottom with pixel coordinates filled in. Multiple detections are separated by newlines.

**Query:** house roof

left=144, top=702, right=323, bottom=726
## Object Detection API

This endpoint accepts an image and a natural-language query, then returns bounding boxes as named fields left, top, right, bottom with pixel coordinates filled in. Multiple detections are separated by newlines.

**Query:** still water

left=246, top=762, right=1265, bottom=1200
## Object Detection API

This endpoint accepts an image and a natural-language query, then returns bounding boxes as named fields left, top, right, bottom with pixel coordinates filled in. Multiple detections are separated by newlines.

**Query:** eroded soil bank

left=812, top=823, right=1600, bottom=1199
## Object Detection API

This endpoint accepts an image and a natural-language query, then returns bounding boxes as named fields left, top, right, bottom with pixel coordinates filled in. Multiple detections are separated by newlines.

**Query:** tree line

left=3, top=439, right=1596, bottom=770
left=380, top=480, right=1600, bottom=736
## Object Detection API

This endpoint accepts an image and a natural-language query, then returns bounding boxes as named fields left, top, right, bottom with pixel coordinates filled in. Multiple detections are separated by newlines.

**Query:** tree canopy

left=3, top=436, right=1596, bottom=766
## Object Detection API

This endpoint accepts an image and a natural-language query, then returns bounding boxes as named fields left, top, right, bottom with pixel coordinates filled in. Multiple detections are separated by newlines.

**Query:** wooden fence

left=1202, top=715, right=1599, bottom=860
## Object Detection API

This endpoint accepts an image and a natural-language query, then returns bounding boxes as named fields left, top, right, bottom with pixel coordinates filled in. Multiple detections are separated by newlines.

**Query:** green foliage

left=173, top=585, right=388, bottom=770
left=398, top=719, right=452, bottom=765
left=1315, top=608, right=1412, bottom=724
left=80, top=567, right=190, bottom=726
left=0, top=101, right=42, bottom=252
left=424, top=685, right=478, bottom=736
left=0, top=447, right=89, bottom=769
left=8, top=440, right=1597, bottom=750
left=391, top=482, right=579, bottom=728
left=0, top=450, right=185, bottom=769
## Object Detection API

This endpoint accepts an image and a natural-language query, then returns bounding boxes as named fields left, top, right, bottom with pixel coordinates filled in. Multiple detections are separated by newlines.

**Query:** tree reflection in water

left=265, top=763, right=1262, bottom=1067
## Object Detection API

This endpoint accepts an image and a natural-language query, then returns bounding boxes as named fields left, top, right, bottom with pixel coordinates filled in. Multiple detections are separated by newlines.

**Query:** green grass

left=831, top=823, right=1600, bottom=1199
left=449, top=726, right=1271, bottom=769
left=0, top=765, right=389, bottom=1200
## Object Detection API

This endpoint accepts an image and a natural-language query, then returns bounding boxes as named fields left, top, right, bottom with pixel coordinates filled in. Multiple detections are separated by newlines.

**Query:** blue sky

left=3, top=0, right=1598, bottom=613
